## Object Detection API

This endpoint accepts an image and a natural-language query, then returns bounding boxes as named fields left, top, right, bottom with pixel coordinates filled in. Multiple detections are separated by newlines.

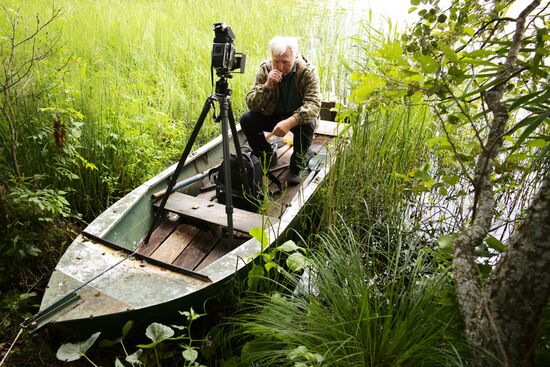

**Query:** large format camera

left=211, top=23, right=246, bottom=74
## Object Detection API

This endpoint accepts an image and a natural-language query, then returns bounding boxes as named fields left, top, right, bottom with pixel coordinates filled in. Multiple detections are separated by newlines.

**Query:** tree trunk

left=452, top=1, right=547, bottom=365
left=483, top=172, right=550, bottom=365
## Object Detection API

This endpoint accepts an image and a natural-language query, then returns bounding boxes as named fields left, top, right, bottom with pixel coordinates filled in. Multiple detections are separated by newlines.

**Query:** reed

left=319, top=102, right=433, bottom=243
left=219, top=14, right=450, bottom=364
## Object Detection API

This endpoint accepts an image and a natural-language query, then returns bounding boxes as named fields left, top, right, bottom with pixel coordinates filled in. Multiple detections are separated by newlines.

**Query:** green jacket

left=245, top=56, right=321, bottom=125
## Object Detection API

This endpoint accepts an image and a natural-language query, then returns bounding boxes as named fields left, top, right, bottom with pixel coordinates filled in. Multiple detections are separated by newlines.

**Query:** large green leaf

left=442, top=175, right=460, bottom=185
left=249, top=227, right=269, bottom=250
left=486, top=236, right=507, bottom=253
left=126, top=349, right=143, bottom=365
left=415, top=54, right=437, bottom=74
left=122, top=320, right=134, bottom=337
left=56, top=332, right=101, bottom=362
left=286, top=252, right=311, bottom=272
left=378, top=41, right=403, bottom=61
left=437, top=234, right=457, bottom=252
left=247, top=264, right=265, bottom=291
left=182, top=347, right=199, bottom=363
left=351, top=72, right=386, bottom=102
left=137, top=323, right=174, bottom=348
left=276, top=240, right=303, bottom=253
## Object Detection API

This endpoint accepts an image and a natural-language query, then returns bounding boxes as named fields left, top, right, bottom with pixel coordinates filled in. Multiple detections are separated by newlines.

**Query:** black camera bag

left=215, top=147, right=264, bottom=211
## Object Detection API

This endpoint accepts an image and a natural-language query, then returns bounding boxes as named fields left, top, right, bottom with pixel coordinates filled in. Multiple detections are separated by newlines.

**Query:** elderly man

left=240, top=36, right=321, bottom=185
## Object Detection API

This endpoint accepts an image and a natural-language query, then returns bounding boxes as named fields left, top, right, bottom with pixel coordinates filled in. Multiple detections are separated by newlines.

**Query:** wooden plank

left=315, top=119, right=345, bottom=137
left=155, top=192, right=278, bottom=234
left=278, top=143, right=293, bottom=155
left=195, top=240, right=228, bottom=271
left=151, top=223, right=200, bottom=263
left=136, top=218, right=180, bottom=256
left=81, top=231, right=211, bottom=282
left=272, top=147, right=293, bottom=180
left=195, top=237, right=248, bottom=270
left=172, top=231, right=219, bottom=270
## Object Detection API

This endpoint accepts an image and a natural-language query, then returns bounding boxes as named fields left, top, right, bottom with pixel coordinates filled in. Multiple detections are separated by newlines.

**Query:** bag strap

left=266, top=171, right=282, bottom=197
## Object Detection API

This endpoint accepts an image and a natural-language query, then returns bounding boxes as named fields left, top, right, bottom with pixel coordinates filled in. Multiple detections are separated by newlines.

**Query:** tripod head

left=214, top=74, right=232, bottom=100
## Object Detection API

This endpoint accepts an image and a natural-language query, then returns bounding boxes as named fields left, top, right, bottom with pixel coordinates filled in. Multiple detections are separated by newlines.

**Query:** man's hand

left=272, top=116, right=297, bottom=137
left=265, top=69, right=283, bottom=89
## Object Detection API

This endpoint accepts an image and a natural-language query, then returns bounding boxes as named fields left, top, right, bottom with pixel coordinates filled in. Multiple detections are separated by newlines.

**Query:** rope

left=0, top=328, right=23, bottom=367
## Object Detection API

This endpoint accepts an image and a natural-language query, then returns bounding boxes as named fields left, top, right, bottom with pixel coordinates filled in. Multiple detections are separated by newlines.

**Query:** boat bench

left=154, top=192, right=277, bottom=234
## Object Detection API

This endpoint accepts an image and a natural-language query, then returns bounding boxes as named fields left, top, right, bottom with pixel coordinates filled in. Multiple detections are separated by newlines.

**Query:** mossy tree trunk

left=452, top=1, right=549, bottom=365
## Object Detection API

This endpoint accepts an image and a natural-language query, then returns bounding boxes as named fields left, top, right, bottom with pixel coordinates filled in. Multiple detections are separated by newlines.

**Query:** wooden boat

left=25, top=119, right=347, bottom=334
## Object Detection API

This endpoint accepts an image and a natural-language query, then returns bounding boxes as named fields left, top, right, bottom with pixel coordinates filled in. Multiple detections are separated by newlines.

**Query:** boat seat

left=154, top=192, right=277, bottom=234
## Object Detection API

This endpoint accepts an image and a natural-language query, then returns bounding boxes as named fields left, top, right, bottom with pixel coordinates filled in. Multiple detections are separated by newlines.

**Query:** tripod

left=145, top=70, right=250, bottom=249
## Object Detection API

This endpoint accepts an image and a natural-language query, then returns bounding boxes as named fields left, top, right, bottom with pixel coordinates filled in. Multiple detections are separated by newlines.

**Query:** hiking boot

left=287, top=169, right=302, bottom=186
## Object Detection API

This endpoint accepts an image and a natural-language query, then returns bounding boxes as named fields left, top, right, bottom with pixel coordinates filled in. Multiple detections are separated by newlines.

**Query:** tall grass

left=322, top=105, right=433, bottom=232
left=0, top=3, right=359, bottom=358
left=315, top=18, right=435, bottom=237
left=1, top=0, right=357, bottom=219
left=222, top=102, right=446, bottom=364
left=232, top=224, right=465, bottom=366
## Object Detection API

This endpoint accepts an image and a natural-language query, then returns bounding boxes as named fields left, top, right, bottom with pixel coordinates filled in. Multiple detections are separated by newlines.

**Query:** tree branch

left=452, top=0, right=541, bottom=349
left=13, top=7, right=62, bottom=49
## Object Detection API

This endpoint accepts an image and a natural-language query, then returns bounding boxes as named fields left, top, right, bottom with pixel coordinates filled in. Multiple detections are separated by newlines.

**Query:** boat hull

left=29, top=120, right=348, bottom=335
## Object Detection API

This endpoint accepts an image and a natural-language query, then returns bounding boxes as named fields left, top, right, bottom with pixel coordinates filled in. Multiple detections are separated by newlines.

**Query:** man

left=240, top=36, right=321, bottom=186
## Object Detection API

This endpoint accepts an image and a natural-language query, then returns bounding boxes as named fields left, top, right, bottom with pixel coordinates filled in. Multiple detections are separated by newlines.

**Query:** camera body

left=212, top=23, right=246, bottom=74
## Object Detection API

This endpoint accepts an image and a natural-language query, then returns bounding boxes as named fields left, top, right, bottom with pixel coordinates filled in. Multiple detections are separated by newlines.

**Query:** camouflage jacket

left=245, top=56, right=321, bottom=125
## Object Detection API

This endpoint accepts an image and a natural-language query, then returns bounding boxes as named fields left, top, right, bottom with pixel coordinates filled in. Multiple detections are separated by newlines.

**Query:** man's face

left=272, top=47, right=295, bottom=76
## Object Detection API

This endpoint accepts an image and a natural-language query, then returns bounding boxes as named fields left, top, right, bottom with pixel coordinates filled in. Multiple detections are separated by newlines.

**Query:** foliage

left=232, top=223, right=466, bottom=366
left=56, top=309, right=207, bottom=366
left=0, top=0, right=355, bottom=220
left=247, top=226, right=311, bottom=292
left=0, top=1, right=358, bottom=364
left=347, top=0, right=549, bottom=364
left=57, top=332, right=101, bottom=364
left=351, top=0, right=549, bottom=238
left=0, top=177, right=74, bottom=348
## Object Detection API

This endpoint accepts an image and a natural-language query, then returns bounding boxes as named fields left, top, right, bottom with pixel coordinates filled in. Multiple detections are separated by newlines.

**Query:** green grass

left=221, top=99, right=458, bottom=364
left=1, top=0, right=357, bottom=219
left=216, top=17, right=457, bottom=364
left=0, top=2, right=474, bottom=365
left=0, top=2, right=359, bottom=362
left=231, top=223, right=466, bottom=366
left=320, top=103, right=433, bottom=240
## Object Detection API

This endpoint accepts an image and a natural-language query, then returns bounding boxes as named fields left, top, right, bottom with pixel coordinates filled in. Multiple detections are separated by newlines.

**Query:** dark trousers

left=240, top=111, right=315, bottom=172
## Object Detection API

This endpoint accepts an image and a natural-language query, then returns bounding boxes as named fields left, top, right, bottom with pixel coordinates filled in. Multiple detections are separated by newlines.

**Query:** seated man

left=240, top=36, right=321, bottom=185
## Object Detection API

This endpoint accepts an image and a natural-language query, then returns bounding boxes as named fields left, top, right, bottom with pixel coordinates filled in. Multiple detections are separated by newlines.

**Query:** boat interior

left=132, top=123, right=339, bottom=277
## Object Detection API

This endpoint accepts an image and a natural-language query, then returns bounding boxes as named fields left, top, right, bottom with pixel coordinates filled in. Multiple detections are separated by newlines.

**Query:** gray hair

left=268, top=36, right=298, bottom=57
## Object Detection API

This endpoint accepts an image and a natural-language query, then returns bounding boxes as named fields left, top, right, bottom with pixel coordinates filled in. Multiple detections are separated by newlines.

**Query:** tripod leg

left=144, top=97, right=214, bottom=243
left=219, top=97, right=234, bottom=249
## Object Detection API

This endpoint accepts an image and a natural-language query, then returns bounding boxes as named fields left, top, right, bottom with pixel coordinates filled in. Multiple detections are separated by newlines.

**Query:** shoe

left=287, top=170, right=301, bottom=186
